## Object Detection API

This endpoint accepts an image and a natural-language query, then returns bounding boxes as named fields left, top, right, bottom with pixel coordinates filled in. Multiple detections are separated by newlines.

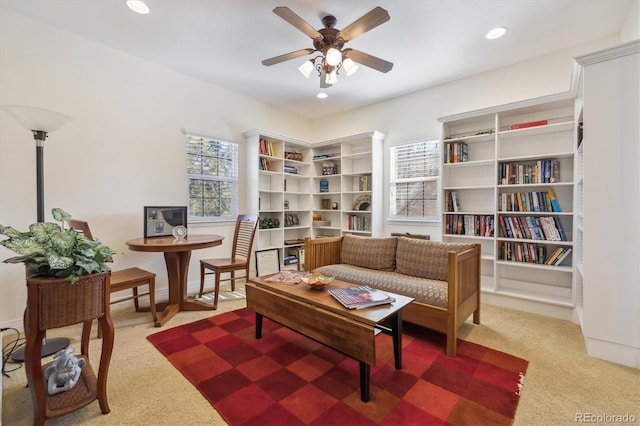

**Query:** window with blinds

left=390, top=139, right=440, bottom=221
left=186, top=134, right=238, bottom=222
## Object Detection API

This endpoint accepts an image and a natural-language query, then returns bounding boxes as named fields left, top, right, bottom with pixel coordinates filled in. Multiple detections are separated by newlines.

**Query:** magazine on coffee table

left=329, top=285, right=395, bottom=309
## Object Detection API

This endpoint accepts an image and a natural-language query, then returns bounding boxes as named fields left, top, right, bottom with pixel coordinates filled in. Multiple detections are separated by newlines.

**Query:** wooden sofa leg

left=447, top=327, right=457, bottom=357
left=473, top=309, right=480, bottom=324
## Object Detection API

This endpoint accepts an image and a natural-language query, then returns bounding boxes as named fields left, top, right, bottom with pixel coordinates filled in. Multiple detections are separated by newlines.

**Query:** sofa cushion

left=316, top=264, right=448, bottom=308
left=340, top=234, right=397, bottom=271
left=395, top=238, right=475, bottom=281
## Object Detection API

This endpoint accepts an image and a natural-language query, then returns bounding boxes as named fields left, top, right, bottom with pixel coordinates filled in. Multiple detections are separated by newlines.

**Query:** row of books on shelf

left=259, top=158, right=273, bottom=171
left=259, top=138, right=275, bottom=156
left=284, top=165, right=298, bottom=174
left=499, top=215, right=567, bottom=241
left=498, top=241, right=572, bottom=266
left=347, top=214, right=370, bottom=232
left=358, top=175, right=371, bottom=191
left=499, top=159, right=560, bottom=185
left=445, top=214, right=494, bottom=237
left=499, top=188, right=561, bottom=212
left=444, top=191, right=462, bottom=212
left=443, top=142, right=469, bottom=164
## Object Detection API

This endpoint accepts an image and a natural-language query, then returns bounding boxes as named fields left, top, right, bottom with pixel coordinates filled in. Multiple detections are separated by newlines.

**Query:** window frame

left=185, top=133, right=239, bottom=224
left=389, top=139, right=441, bottom=223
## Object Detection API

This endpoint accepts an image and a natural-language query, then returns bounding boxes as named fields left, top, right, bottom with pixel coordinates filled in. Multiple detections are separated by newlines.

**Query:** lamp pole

left=0, top=106, right=73, bottom=362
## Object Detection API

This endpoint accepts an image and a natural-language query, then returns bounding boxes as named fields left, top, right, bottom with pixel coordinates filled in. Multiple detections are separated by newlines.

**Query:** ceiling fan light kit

left=262, top=6, right=393, bottom=88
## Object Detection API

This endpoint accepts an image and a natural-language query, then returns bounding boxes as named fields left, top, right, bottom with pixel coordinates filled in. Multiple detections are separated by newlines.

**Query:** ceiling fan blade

left=343, top=49, right=393, bottom=73
left=338, top=7, right=390, bottom=42
left=262, top=48, right=315, bottom=66
left=273, top=7, right=322, bottom=39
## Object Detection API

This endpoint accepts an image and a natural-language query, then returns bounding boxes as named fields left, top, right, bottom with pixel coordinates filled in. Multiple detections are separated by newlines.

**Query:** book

left=319, top=180, right=329, bottom=192
left=329, top=286, right=395, bottom=309
left=509, top=120, right=548, bottom=130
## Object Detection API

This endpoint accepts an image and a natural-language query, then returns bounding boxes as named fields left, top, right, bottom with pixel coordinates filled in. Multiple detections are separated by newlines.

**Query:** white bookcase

left=439, top=94, right=579, bottom=316
left=575, top=40, right=639, bottom=368
left=244, top=129, right=384, bottom=271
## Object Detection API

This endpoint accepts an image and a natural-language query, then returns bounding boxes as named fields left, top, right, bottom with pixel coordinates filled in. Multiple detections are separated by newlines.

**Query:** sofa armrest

left=304, top=236, right=343, bottom=271
left=447, top=244, right=481, bottom=312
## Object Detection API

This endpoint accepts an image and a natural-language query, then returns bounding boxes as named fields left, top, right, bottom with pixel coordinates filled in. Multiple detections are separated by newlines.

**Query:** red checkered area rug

left=147, top=308, right=528, bottom=425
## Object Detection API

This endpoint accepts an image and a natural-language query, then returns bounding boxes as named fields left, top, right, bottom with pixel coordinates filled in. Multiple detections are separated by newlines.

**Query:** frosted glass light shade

left=325, top=70, right=338, bottom=85
left=343, top=58, right=359, bottom=76
left=325, top=48, right=342, bottom=66
left=0, top=105, right=72, bottom=133
left=298, top=60, right=314, bottom=78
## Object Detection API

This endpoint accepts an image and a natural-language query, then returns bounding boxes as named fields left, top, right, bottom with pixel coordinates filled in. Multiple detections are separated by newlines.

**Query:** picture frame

left=255, top=248, right=280, bottom=277
left=144, top=206, right=187, bottom=238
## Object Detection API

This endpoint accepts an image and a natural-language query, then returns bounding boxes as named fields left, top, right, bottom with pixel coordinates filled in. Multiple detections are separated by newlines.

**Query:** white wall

left=0, top=10, right=310, bottom=327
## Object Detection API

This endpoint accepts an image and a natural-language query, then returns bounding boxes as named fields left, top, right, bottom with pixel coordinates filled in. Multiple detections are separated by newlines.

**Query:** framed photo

left=144, top=206, right=187, bottom=238
left=255, top=248, right=280, bottom=277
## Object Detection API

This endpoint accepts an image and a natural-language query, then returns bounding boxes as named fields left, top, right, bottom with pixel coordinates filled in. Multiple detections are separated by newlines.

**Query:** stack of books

left=329, top=286, right=395, bottom=309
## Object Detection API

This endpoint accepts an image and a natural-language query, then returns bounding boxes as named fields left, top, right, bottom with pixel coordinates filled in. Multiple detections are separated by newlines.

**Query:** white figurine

left=44, top=348, right=86, bottom=395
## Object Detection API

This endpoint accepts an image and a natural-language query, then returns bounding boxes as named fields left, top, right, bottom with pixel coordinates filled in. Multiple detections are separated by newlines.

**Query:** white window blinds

left=186, top=134, right=238, bottom=222
left=390, top=140, right=440, bottom=220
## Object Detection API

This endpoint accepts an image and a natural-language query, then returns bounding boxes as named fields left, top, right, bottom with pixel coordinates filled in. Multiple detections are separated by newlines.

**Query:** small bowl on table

left=301, top=273, right=334, bottom=290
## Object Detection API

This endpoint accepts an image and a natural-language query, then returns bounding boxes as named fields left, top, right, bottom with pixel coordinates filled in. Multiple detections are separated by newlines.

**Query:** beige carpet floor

left=3, top=286, right=638, bottom=425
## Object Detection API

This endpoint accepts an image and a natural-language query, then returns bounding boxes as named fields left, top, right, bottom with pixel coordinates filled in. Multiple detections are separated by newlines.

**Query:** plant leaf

left=51, top=208, right=71, bottom=223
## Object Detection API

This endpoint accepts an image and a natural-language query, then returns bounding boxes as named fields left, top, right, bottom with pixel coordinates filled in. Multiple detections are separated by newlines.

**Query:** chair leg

left=148, top=278, right=157, bottom=324
left=133, top=287, right=140, bottom=312
left=213, top=272, right=221, bottom=310
left=199, top=263, right=206, bottom=297
left=230, top=271, right=236, bottom=291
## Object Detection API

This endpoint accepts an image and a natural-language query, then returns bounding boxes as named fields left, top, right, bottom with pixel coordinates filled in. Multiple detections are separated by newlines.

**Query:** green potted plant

left=0, top=208, right=115, bottom=282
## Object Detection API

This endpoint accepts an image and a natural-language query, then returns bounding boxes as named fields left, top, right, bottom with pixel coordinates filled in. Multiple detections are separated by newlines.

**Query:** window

left=390, top=139, right=440, bottom=221
left=186, top=134, right=238, bottom=222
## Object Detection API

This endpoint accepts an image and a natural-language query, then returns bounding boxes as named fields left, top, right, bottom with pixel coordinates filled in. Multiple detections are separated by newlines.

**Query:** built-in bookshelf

left=245, top=129, right=384, bottom=272
left=439, top=94, right=578, bottom=315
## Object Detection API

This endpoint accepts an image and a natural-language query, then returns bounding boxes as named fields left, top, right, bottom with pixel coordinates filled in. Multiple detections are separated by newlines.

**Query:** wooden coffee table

left=246, top=276, right=414, bottom=402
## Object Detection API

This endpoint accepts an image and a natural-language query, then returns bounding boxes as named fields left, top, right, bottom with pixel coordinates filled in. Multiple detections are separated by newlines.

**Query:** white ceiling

left=0, top=0, right=634, bottom=119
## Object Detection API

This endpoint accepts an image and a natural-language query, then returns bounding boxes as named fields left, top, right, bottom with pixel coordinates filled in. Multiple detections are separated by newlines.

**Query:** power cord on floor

left=2, top=327, right=25, bottom=378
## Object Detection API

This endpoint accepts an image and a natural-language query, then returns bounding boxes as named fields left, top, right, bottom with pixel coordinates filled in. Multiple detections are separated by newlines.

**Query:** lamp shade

left=298, top=60, right=314, bottom=78
left=325, top=48, right=342, bottom=67
left=342, top=58, right=359, bottom=76
left=0, top=105, right=72, bottom=133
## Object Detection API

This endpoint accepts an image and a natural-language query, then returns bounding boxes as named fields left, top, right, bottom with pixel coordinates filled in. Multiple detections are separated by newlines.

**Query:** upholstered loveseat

left=304, top=234, right=481, bottom=356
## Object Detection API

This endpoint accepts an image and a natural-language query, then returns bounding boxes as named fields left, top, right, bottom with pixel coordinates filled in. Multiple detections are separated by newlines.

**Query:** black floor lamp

left=0, top=105, right=73, bottom=362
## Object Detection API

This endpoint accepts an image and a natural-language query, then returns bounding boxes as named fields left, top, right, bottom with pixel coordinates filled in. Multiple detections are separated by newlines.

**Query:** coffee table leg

left=255, top=313, right=263, bottom=339
left=359, top=361, right=370, bottom=402
left=392, top=311, right=403, bottom=369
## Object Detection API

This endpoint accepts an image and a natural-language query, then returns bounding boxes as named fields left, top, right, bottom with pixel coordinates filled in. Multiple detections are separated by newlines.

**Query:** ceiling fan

left=261, top=6, right=394, bottom=88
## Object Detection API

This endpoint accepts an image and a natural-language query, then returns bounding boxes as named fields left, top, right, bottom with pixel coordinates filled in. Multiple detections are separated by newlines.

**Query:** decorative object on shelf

left=353, top=194, right=371, bottom=211
left=284, top=213, right=300, bottom=227
left=284, top=150, right=303, bottom=161
left=322, top=162, right=338, bottom=175
left=284, top=199, right=290, bottom=209
left=144, top=206, right=187, bottom=238
left=319, top=180, right=329, bottom=192
left=259, top=217, right=280, bottom=229
left=321, top=198, right=331, bottom=210
left=44, top=348, right=86, bottom=395
left=332, top=201, right=339, bottom=210
left=172, top=225, right=187, bottom=240
left=261, top=7, right=393, bottom=88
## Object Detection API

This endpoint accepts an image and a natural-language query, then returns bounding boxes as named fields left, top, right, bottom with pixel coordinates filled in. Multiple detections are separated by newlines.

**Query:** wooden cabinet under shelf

left=439, top=94, right=578, bottom=314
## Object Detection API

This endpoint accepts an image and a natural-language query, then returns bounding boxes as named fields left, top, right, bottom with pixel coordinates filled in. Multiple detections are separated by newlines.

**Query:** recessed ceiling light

left=316, top=93, right=328, bottom=99
left=486, top=27, right=507, bottom=40
left=126, top=0, right=150, bottom=14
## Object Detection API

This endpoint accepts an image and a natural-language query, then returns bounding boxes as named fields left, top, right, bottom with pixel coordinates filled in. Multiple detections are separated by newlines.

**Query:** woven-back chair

left=68, top=219, right=157, bottom=327
left=199, top=214, right=258, bottom=309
